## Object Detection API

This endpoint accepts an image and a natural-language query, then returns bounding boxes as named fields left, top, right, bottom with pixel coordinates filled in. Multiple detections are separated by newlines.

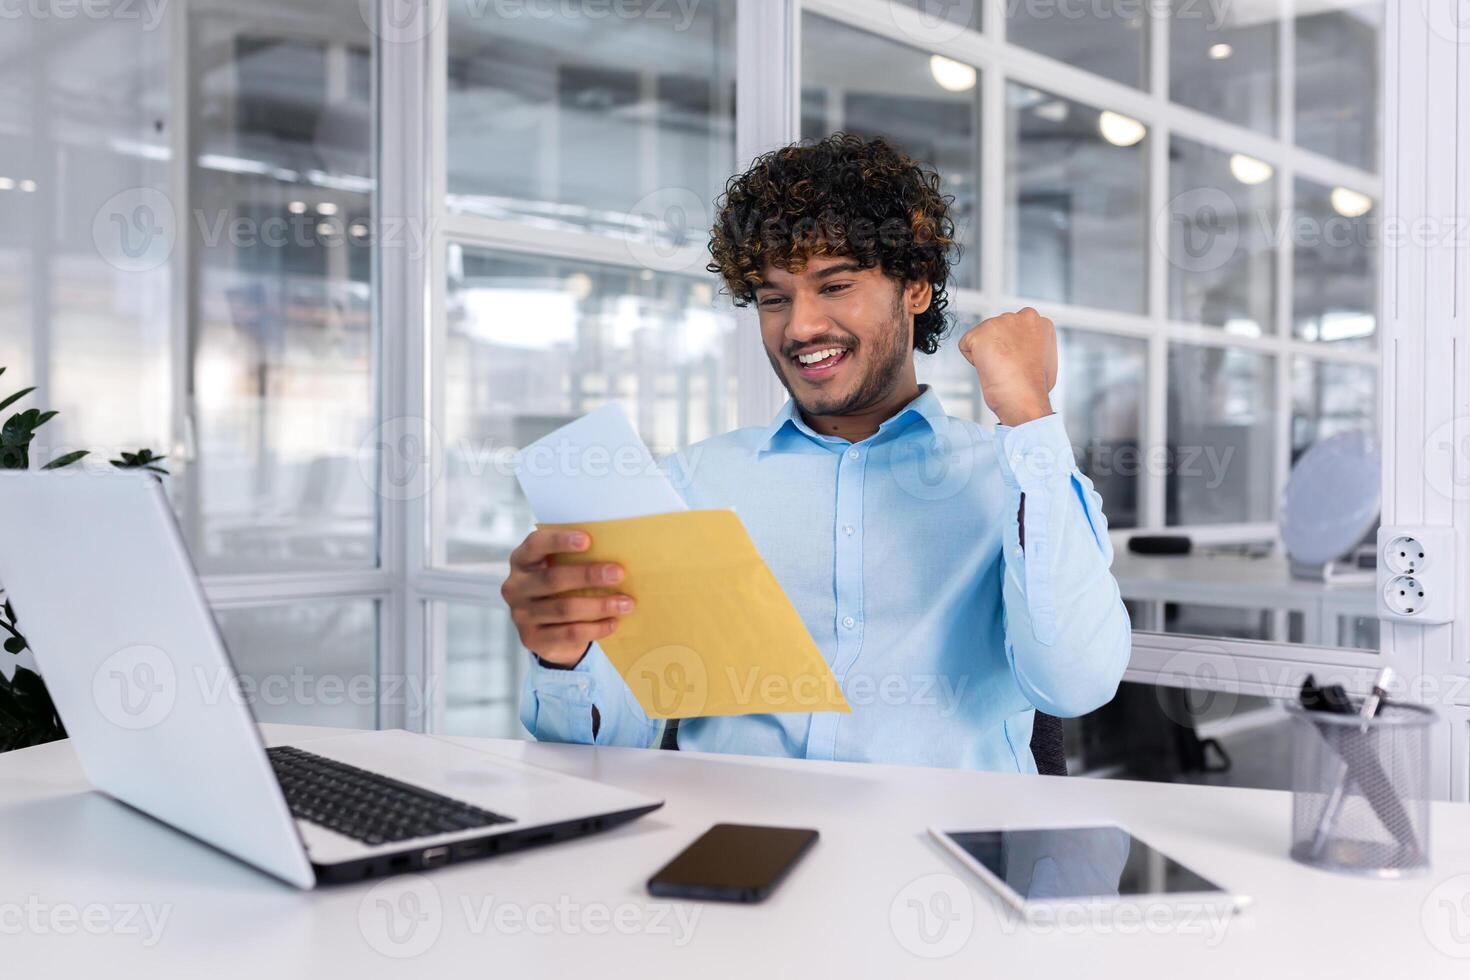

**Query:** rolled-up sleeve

left=993, top=413, right=1131, bottom=717
left=517, top=450, right=696, bottom=749
left=518, top=641, right=662, bottom=747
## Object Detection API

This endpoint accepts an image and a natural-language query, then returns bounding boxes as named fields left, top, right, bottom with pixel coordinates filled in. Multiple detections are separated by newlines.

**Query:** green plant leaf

left=0, top=386, right=35, bottom=415
left=111, top=449, right=168, bottom=473
left=1, top=409, right=39, bottom=447
left=41, top=450, right=88, bottom=470
left=0, top=665, right=66, bottom=751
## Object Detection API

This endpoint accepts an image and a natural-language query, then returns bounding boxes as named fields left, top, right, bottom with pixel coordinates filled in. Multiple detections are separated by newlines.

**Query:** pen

left=1307, top=668, right=1395, bottom=860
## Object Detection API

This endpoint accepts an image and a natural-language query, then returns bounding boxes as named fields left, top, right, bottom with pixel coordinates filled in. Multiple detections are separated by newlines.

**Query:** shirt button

left=842, top=615, right=856, bottom=629
left=843, top=524, right=855, bottom=536
left=846, top=448, right=860, bottom=461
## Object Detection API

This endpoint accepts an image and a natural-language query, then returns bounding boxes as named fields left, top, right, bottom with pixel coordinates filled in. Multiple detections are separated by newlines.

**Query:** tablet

left=930, top=824, right=1246, bottom=924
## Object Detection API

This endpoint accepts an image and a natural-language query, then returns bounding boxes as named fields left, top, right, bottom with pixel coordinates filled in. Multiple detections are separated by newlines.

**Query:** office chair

left=659, top=712, right=1069, bottom=776
left=1029, top=711, right=1068, bottom=776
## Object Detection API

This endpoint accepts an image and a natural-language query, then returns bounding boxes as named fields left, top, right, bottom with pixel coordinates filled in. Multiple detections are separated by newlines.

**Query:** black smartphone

left=647, top=823, right=819, bottom=903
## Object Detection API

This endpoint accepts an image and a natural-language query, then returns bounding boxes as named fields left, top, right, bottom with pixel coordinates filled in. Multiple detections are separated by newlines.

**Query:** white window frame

left=154, top=3, right=401, bottom=729
left=376, top=0, right=1469, bottom=797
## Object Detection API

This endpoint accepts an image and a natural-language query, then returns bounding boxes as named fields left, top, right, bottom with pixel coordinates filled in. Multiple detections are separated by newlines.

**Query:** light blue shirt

left=518, top=386, right=1131, bottom=774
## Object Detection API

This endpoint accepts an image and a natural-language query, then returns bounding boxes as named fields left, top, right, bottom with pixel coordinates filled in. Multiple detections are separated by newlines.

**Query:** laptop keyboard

left=268, top=745, right=514, bottom=847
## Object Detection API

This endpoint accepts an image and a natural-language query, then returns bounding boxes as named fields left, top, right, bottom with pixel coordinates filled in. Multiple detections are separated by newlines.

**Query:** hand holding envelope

left=513, top=406, right=849, bottom=720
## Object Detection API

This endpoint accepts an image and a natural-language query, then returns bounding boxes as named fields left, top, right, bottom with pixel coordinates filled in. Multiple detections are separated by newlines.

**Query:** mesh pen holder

left=1287, top=700, right=1434, bottom=877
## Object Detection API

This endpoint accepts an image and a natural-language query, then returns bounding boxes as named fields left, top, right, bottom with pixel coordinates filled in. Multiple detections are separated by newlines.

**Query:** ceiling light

left=566, top=272, right=594, bottom=299
left=1229, top=153, right=1274, bottom=185
left=928, top=54, right=977, bottom=93
left=18, top=179, right=36, bottom=193
left=316, top=202, right=339, bottom=216
left=1209, top=43, right=1233, bottom=60
left=1098, top=110, right=1146, bottom=147
left=0, top=178, right=13, bottom=191
left=287, top=200, right=307, bottom=214
left=1329, top=186, right=1373, bottom=218
left=316, top=221, right=338, bottom=236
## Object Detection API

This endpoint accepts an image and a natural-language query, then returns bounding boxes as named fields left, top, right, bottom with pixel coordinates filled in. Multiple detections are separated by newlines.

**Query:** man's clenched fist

left=957, top=307, right=1057, bottom=427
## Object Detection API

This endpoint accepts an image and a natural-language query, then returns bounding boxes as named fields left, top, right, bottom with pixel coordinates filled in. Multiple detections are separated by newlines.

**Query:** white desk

left=1111, top=551, right=1378, bottom=646
left=5, top=724, right=1470, bottom=977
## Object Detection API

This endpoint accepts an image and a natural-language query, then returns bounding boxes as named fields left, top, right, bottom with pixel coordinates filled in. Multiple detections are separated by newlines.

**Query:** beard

left=767, top=287, right=911, bottom=419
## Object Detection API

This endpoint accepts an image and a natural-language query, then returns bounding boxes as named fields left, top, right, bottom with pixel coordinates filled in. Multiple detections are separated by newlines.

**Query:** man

left=502, top=133, right=1130, bottom=773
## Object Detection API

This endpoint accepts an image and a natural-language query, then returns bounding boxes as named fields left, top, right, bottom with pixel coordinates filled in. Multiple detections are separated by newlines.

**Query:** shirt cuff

left=522, top=646, right=599, bottom=743
left=995, top=413, right=1078, bottom=492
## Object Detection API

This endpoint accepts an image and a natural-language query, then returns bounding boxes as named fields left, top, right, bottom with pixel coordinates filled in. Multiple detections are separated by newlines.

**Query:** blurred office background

left=1, top=0, right=1382, bottom=788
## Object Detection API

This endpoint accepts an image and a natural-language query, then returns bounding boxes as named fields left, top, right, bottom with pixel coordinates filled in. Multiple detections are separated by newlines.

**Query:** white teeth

left=797, top=348, right=844, bottom=365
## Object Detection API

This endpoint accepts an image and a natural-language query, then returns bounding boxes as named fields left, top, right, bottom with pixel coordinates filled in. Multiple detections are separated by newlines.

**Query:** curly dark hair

left=706, top=133, right=957, bottom=355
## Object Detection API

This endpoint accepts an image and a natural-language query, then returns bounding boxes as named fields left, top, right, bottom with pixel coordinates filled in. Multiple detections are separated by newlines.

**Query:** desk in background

left=1111, top=550, right=1378, bottom=648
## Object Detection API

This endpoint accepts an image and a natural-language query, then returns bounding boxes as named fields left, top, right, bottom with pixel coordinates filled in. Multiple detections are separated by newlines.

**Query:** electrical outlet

left=1377, top=526, right=1458, bottom=624
left=1383, top=534, right=1426, bottom=574
left=1382, top=575, right=1425, bottom=616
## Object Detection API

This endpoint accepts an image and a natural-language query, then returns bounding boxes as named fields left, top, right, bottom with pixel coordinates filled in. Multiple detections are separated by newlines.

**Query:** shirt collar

left=756, top=384, right=948, bottom=455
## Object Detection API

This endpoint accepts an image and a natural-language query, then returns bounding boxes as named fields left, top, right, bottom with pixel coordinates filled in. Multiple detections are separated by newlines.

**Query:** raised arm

left=958, top=307, right=1130, bottom=717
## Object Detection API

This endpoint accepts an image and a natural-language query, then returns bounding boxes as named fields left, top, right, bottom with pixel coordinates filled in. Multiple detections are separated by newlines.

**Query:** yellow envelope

left=539, top=509, right=850, bottom=719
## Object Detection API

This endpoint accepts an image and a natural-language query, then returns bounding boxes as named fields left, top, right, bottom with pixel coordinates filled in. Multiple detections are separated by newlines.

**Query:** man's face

left=754, top=255, right=927, bottom=417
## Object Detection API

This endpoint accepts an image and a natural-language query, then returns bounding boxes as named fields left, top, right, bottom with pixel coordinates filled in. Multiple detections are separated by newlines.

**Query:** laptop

left=0, top=471, right=662, bottom=888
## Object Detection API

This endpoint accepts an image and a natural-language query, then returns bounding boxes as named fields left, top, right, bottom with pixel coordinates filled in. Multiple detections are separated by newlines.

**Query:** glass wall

left=800, top=16, right=979, bottom=287
left=438, top=248, right=737, bottom=569
left=0, top=11, right=173, bottom=469
left=1, top=0, right=384, bottom=715
left=445, top=0, right=735, bottom=238
left=4, top=0, right=1386, bottom=740
left=182, top=2, right=379, bottom=574
left=431, top=0, right=739, bottom=736
left=1007, top=84, right=1148, bottom=314
left=801, top=1, right=1381, bottom=658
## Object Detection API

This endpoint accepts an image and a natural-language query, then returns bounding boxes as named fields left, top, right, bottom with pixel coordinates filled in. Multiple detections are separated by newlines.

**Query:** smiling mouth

left=791, top=346, right=851, bottom=380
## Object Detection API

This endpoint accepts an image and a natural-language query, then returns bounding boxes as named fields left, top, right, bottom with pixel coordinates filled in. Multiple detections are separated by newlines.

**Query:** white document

left=513, top=404, right=688, bottom=523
